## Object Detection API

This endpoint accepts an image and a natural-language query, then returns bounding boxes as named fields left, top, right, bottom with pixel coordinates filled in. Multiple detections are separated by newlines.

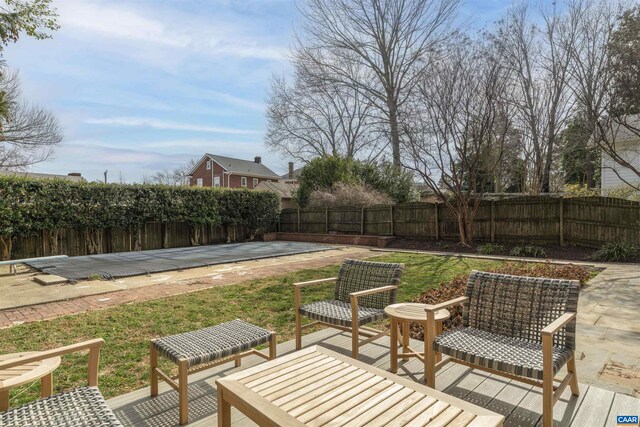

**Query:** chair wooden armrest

left=349, top=285, right=398, bottom=299
left=0, top=338, right=105, bottom=387
left=425, top=296, right=469, bottom=312
left=541, top=312, right=576, bottom=336
left=293, top=277, right=338, bottom=288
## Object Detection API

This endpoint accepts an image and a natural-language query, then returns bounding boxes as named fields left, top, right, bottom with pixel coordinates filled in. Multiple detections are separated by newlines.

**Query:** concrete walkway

left=576, top=264, right=640, bottom=396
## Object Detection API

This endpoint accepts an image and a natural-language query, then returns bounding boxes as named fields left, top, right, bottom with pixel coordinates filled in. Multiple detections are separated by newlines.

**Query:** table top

left=0, top=352, right=61, bottom=389
left=384, top=303, right=450, bottom=322
left=216, top=345, right=503, bottom=427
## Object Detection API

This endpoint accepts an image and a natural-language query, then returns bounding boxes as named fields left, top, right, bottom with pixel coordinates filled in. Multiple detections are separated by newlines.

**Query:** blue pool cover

left=26, top=241, right=334, bottom=280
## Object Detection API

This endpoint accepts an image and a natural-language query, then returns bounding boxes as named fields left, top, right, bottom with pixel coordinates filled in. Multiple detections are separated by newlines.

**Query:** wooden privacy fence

left=9, top=222, right=249, bottom=260
left=279, top=196, right=640, bottom=248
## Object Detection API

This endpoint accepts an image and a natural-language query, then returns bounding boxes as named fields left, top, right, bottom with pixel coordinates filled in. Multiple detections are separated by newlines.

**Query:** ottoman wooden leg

left=178, top=359, right=189, bottom=425
left=150, top=342, right=159, bottom=397
left=269, top=333, right=277, bottom=359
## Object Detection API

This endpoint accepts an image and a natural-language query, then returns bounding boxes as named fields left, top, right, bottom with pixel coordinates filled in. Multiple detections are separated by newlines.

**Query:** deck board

left=107, top=328, right=631, bottom=426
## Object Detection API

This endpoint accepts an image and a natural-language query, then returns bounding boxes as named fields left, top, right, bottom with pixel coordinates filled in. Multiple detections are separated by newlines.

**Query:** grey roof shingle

left=255, top=181, right=298, bottom=198
left=207, top=154, right=280, bottom=179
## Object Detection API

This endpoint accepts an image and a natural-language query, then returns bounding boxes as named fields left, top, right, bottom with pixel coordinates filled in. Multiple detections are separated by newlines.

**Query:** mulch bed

left=386, top=238, right=616, bottom=262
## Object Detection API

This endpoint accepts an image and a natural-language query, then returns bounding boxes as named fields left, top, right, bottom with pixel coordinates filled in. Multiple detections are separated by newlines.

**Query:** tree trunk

left=48, top=229, right=60, bottom=255
left=387, top=99, right=402, bottom=168
left=190, top=226, right=201, bottom=246
left=86, top=229, right=102, bottom=255
left=134, top=227, right=142, bottom=251
left=0, top=236, right=12, bottom=260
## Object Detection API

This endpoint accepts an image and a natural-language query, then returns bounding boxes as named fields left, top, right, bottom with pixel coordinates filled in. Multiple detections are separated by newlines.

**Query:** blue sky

left=4, top=0, right=511, bottom=183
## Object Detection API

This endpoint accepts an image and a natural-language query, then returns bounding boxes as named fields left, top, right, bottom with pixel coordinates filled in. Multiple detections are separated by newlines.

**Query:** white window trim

left=196, top=178, right=203, bottom=187
left=206, top=160, right=211, bottom=170
left=213, top=176, right=220, bottom=188
left=241, top=176, right=247, bottom=187
left=252, top=178, right=258, bottom=188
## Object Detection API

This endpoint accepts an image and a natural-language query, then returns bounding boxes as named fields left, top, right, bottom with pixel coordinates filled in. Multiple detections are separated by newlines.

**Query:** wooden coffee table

left=0, top=351, right=61, bottom=411
left=216, top=345, right=504, bottom=426
left=384, top=303, right=449, bottom=382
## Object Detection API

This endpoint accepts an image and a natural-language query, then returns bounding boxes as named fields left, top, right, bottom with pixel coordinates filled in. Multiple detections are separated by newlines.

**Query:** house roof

left=254, top=181, right=299, bottom=199
left=0, top=170, right=85, bottom=182
left=191, top=154, right=280, bottom=179
left=279, top=166, right=304, bottom=180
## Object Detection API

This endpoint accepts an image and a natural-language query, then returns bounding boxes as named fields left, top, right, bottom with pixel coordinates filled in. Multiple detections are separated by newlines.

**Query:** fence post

left=297, top=208, right=301, bottom=233
left=325, top=207, right=329, bottom=234
left=389, top=204, right=394, bottom=236
left=490, top=200, right=496, bottom=242
left=434, top=203, right=439, bottom=240
left=559, top=197, right=565, bottom=246
left=361, top=207, right=365, bottom=235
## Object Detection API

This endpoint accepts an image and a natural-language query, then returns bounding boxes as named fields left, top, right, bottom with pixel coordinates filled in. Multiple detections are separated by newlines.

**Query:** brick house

left=187, top=154, right=280, bottom=189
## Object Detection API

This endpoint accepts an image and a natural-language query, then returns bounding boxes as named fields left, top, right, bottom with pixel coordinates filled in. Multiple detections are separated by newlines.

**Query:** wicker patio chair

left=295, top=258, right=404, bottom=359
left=0, top=339, right=121, bottom=427
left=424, top=271, right=580, bottom=427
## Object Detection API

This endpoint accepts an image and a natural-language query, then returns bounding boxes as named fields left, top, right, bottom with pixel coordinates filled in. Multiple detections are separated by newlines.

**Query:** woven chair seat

left=153, top=319, right=274, bottom=367
left=0, top=386, right=121, bottom=427
left=434, top=327, right=574, bottom=380
left=299, top=300, right=386, bottom=327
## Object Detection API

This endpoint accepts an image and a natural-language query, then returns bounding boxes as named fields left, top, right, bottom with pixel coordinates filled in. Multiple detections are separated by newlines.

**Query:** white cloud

left=85, top=117, right=263, bottom=135
left=57, top=0, right=286, bottom=61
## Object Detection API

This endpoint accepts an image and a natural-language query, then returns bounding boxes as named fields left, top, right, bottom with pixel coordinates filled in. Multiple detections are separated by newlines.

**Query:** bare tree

left=404, top=38, right=511, bottom=245
left=265, top=71, right=385, bottom=163
left=0, top=70, right=62, bottom=169
left=294, top=0, right=459, bottom=167
left=147, top=158, right=196, bottom=186
left=491, top=3, right=579, bottom=194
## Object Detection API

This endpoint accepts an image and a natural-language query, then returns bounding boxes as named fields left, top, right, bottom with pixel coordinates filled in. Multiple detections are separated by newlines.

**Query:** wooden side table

left=0, top=351, right=61, bottom=411
left=384, top=303, right=449, bottom=383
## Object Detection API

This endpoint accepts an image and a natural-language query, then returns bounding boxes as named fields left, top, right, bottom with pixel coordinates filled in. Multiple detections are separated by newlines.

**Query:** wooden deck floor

left=107, top=328, right=640, bottom=426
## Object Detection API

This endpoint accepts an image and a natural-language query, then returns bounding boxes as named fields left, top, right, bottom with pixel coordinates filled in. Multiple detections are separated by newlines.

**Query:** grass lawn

left=0, top=253, right=503, bottom=406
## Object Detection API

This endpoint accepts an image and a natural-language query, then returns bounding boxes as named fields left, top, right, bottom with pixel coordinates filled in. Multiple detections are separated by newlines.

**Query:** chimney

left=254, top=156, right=262, bottom=164
left=288, top=162, right=294, bottom=179
left=67, top=172, right=82, bottom=177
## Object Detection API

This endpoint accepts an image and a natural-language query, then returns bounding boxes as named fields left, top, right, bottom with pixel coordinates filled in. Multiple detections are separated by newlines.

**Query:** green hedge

left=0, top=177, right=280, bottom=258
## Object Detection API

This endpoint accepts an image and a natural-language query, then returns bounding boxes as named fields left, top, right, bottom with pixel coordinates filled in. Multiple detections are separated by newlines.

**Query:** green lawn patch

left=0, top=253, right=501, bottom=405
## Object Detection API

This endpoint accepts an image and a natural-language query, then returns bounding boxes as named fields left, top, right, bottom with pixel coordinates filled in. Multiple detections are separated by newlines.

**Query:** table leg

left=436, top=321, right=443, bottom=363
left=41, top=373, right=53, bottom=398
left=0, top=389, right=9, bottom=411
left=402, top=321, right=410, bottom=361
left=217, top=386, right=231, bottom=427
left=390, top=319, right=398, bottom=373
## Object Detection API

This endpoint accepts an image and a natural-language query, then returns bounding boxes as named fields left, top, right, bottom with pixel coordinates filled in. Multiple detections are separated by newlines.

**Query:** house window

left=206, top=160, right=211, bottom=170
left=213, top=176, right=220, bottom=187
left=253, top=178, right=258, bottom=188
left=241, top=176, right=247, bottom=187
left=196, top=178, right=203, bottom=187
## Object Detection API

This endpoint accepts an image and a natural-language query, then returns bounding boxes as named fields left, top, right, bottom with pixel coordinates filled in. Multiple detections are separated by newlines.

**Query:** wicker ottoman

left=150, top=319, right=276, bottom=425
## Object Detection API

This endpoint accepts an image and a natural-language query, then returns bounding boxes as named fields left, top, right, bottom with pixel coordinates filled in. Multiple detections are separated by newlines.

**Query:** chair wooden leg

left=425, top=311, right=436, bottom=387
left=150, top=342, right=159, bottom=397
left=295, top=291, right=302, bottom=350
left=217, top=386, right=231, bottom=427
left=0, top=389, right=9, bottom=412
left=567, top=354, right=580, bottom=396
left=178, top=359, right=189, bottom=425
left=542, top=336, right=554, bottom=427
left=41, top=373, right=53, bottom=398
left=351, top=299, right=359, bottom=359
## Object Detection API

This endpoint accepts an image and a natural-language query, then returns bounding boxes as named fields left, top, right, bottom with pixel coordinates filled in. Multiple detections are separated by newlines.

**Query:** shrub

left=592, top=242, right=638, bottom=262
left=0, top=176, right=280, bottom=259
left=307, top=183, right=392, bottom=208
left=510, top=245, right=547, bottom=258
left=295, top=155, right=417, bottom=207
left=477, top=243, right=507, bottom=255
left=409, top=262, right=592, bottom=340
